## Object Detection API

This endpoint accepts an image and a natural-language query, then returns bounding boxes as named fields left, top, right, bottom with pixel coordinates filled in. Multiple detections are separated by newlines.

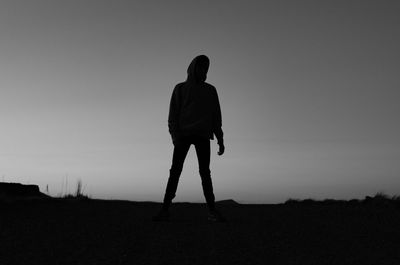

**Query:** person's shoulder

left=174, top=82, right=186, bottom=88
left=203, top=81, right=215, bottom=88
left=203, top=82, right=216, bottom=91
left=176, top=81, right=186, bottom=86
left=203, top=82, right=218, bottom=96
left=173, top=82, right=186, bottom=92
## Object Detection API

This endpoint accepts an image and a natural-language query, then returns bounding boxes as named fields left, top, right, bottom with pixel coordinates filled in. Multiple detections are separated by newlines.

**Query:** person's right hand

left=217, top=143, right=225, bottom=156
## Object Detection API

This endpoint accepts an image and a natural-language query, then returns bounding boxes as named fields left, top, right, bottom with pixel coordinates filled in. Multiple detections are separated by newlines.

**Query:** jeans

left=162, top=135, right=215, bottom=211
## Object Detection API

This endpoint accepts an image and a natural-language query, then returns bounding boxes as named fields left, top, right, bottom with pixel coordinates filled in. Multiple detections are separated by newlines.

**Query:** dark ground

left=1, top=198, right=400, bottom=265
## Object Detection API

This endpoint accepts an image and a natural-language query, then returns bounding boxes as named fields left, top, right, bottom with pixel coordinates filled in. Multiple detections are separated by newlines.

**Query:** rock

left=0, top=182, right=48, bottom=199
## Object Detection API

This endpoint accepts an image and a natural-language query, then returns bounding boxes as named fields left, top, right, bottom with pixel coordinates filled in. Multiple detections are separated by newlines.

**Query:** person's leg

left=194, top=136, right=216, bottom=211
left=162, top=137, right=191, bottom=210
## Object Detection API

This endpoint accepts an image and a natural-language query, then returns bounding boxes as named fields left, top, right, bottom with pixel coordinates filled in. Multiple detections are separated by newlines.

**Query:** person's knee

left=170, top=167, right=183, bottom=177
left=199, top=168, right=211, bottom=178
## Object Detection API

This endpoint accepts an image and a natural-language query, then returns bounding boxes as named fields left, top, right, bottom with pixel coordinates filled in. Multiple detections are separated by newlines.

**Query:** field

left=1, top=198, right=400, bottom=265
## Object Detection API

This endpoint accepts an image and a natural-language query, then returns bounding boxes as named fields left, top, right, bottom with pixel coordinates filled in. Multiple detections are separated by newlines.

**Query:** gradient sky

left=1, top=0, right=399, bottom=203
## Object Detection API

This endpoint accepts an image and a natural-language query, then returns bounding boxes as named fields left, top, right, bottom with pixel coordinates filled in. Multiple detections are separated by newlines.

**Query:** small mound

left=216, top=199, right=240, bottom=205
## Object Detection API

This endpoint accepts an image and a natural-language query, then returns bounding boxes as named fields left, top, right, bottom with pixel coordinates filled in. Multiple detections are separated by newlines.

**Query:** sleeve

left=212, top=87, right=224, bottom=144
left=168, top=85, right=181, bottom=139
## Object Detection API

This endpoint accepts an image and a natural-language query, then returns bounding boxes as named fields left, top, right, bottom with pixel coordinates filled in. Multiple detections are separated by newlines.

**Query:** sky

left=1, top=0, right=399, bottom=203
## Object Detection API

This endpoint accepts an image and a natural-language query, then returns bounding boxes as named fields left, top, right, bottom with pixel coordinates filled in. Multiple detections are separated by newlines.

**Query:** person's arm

left=168, top=85, right=180, bottom=143
left=212, top=88, right=225, bottom=155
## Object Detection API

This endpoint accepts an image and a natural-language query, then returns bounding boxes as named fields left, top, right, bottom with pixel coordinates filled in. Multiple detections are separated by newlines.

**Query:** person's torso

left=176, top=81, right=216, bottom=136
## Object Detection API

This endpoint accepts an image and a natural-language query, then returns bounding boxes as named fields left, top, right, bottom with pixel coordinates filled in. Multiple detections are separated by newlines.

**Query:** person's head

left=187, top=55, right=210, bottom=83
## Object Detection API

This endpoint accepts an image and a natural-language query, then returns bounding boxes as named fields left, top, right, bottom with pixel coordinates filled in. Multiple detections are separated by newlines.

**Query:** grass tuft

left=61, top=179, right=90, bottom=200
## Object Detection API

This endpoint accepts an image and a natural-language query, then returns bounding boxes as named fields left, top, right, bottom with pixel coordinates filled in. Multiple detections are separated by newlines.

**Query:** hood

left=186, top=55, right=210, bottom=83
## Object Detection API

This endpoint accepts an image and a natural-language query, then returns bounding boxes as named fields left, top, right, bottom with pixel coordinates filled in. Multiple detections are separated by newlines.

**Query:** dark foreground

left=1, top=198, right=400, bottom=265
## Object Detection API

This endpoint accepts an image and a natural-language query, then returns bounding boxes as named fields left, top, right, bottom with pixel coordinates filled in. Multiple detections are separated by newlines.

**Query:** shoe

left=152, top=209, right=170, bottom=222
left=208, top=209, right=227, bottom=223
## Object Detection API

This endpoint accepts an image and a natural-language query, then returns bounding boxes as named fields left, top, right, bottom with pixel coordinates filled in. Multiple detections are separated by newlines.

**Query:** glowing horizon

left=1, top=1, right=400, bottom=203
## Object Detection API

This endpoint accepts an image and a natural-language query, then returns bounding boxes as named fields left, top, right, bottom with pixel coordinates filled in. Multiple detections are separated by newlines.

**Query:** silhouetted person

left=153, top=55, right=226, bottom=222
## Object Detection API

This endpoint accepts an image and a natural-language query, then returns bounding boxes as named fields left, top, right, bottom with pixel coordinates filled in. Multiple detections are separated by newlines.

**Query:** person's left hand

left=217, top=143, right=225, bottom=156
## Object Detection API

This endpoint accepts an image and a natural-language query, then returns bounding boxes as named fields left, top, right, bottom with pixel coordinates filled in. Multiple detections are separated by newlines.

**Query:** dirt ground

left=1, top=199, right=400, bottom=265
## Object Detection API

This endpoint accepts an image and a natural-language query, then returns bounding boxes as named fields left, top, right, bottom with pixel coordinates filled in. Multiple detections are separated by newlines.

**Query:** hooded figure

left=168, top=55, right=224, bottom=145
left=153, top=55, right=226, bottom=222
left=186, top=54, right=209, bottom=83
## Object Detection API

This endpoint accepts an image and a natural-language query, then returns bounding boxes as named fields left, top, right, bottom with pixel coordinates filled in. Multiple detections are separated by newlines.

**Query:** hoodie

left=168, top=55, right=224, bottom=144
